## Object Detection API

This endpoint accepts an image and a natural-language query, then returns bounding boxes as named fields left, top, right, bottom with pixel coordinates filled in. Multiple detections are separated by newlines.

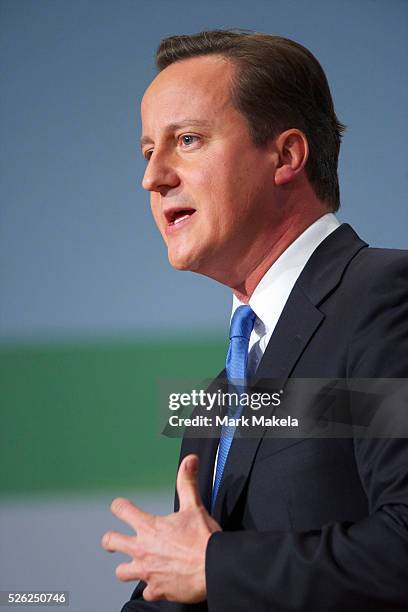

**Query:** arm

left=206, top=439, right=408, bottom=611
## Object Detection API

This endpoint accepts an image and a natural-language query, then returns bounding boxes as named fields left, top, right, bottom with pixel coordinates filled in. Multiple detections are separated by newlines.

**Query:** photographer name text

left=168, top=414, right=299, bottom=428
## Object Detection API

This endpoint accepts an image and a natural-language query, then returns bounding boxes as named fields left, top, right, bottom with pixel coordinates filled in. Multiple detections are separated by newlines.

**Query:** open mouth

left=165, top=207, right=196, bottom=227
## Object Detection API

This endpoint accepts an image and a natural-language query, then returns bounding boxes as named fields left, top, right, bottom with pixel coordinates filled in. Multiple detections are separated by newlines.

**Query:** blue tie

left=211, top=305, right=256, bottom=512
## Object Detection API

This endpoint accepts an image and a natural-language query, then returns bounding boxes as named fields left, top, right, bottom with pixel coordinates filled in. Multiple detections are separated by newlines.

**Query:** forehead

left=141, top=55, right=234, bottom=126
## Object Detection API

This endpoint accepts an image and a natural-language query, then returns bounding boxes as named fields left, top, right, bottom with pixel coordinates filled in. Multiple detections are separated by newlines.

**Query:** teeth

left=173, top=214, right=190, bottom=225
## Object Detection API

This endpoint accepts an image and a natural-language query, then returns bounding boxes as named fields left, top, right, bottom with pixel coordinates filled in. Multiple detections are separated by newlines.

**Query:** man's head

left=140, top=30, right=344, bottom=288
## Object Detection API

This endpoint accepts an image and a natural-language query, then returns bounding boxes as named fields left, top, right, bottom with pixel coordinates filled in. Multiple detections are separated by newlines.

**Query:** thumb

left=177, top=454, right=202, bottom=510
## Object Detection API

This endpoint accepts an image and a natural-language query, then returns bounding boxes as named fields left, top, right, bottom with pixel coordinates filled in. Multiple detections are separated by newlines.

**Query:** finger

left=115, top=560, right=143, bottom=582
left=110, top=497, right=155, bottom=531
left=101, top=530, right=134, bottom=557
left=143, top=584, right=162, bottom=602
left=176, top=454, right=202, bottom=510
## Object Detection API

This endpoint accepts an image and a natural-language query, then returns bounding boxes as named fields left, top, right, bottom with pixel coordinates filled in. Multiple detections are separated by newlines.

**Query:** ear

left=274, top=129, right=309, bottom=187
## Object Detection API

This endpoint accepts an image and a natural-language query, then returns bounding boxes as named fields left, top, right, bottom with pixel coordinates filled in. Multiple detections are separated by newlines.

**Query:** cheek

left=150, top=194, right=162, bottom=228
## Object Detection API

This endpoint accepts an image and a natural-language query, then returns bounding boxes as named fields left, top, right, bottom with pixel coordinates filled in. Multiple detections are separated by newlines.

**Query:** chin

left=167, top=247, right=205, bottom=273
left=168, top=250, right=195, bottom=272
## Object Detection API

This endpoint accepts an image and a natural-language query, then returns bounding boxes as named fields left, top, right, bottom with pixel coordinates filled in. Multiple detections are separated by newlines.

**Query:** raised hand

left=101, top=454, right=221, bottom=603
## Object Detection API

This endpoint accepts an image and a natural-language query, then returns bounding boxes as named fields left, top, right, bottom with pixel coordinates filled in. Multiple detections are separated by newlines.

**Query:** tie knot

left=229, top=305, right=256, bottom=340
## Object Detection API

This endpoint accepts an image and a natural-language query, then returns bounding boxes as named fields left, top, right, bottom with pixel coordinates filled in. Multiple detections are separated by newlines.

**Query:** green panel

left=0, top=337, right=226, bottom=495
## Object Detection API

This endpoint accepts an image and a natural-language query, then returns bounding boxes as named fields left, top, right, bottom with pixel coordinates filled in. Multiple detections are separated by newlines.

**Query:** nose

left=142, top=151, right=180, bottom=194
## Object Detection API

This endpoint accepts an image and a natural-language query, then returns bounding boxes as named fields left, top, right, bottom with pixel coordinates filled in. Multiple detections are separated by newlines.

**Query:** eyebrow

left=140, top=119, right=212, bottom=149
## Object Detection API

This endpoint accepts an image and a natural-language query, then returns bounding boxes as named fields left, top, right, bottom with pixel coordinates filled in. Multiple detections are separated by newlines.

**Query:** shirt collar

left=232, top=213, right=341, bottom=337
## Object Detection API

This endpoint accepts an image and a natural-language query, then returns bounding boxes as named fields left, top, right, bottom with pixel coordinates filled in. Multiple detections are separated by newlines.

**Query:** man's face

left=140, top=55, right=279, bottom=286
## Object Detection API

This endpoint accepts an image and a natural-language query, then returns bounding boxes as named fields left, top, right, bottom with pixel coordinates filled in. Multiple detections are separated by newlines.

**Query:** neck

left=232, top=208, right=328, bottom=303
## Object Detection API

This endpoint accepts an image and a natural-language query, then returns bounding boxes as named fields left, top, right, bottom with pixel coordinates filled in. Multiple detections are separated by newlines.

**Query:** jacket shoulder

left=342, top=244, right=408, bottom=289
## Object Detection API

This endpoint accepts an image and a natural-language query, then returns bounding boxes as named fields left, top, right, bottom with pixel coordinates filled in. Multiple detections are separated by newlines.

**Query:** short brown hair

left=156, top=29, right=345, bottom=211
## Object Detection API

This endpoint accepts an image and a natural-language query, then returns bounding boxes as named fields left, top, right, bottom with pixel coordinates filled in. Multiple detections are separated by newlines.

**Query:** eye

left=144, top=149, right=153, bottom=161
left=179, top=134, right=200, bottom=148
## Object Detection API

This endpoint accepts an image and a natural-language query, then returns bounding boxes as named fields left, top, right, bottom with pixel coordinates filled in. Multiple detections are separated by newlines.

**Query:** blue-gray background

left=1, top=0, right=407, bottom=341
left=1, top=1, right=407, bottom=611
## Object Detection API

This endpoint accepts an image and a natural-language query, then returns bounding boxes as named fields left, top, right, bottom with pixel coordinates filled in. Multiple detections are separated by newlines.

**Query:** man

left=102, top=30, right=408, bottom=611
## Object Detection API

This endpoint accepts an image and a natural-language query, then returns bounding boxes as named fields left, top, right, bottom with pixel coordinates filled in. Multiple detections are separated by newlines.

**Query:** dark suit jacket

left=122, top=224, right=408, bottom=612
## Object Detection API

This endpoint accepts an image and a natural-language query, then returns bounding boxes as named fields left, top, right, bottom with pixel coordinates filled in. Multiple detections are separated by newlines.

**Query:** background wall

left=1, top=0, right=407, bottom=610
